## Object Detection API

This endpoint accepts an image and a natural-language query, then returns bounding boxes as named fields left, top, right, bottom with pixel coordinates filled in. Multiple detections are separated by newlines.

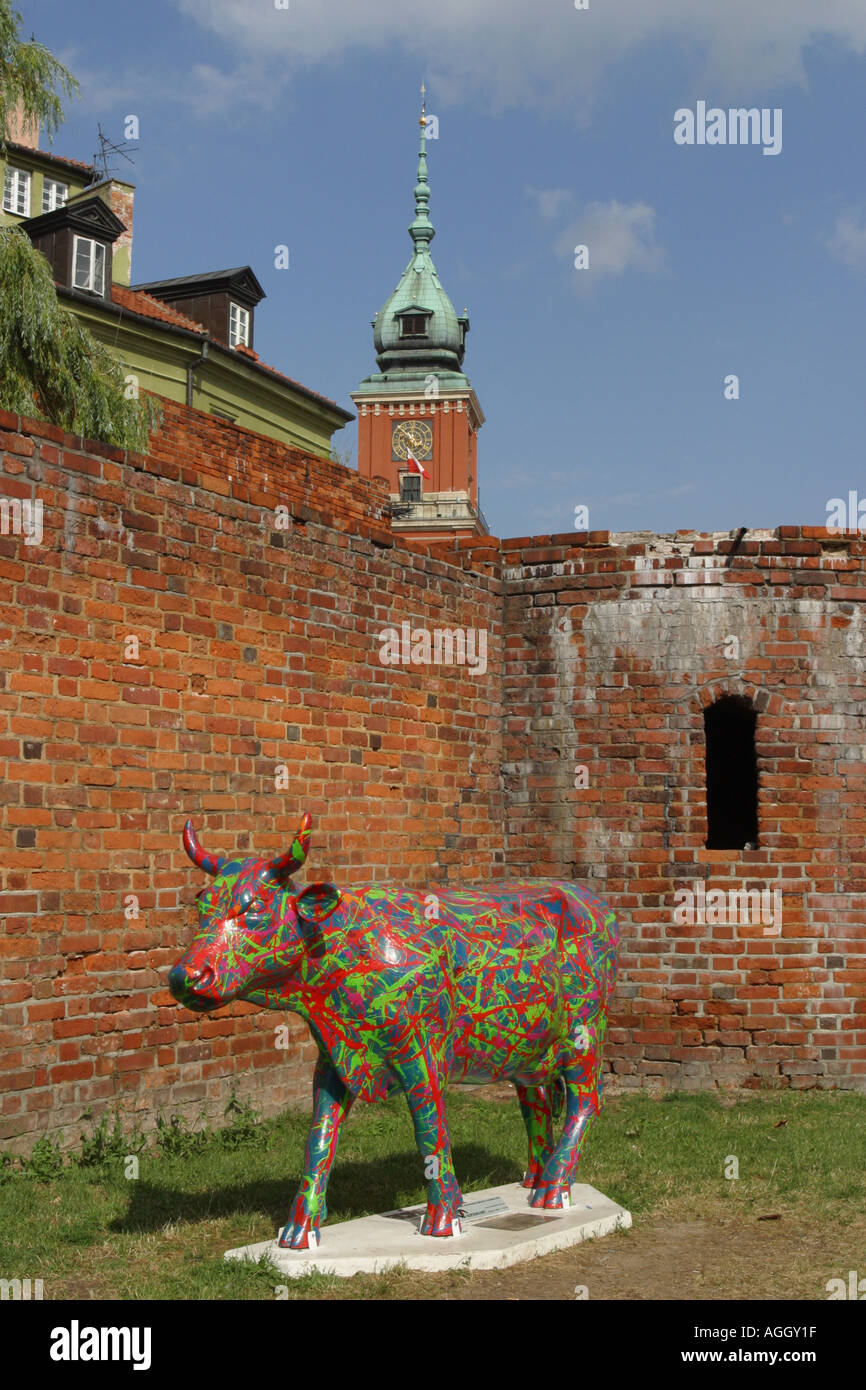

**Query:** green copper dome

left=367, top=114, right=469, bottom=384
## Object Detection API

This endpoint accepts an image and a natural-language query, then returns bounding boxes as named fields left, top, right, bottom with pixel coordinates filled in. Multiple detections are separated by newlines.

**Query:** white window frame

left=42, top=178, right=69, bottom=213
left=3, top=165, right=31, bottom=216
left=72, top=235, right=106, bottom=296
left=229, top=301, right=250, bottom=348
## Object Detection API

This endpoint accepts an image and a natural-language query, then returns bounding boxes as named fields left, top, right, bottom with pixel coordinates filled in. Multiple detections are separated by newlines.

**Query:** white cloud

left=556, top=200, right=665, bottom=281
left=173, top=0, right=866, bottom=115
left=57, top=50, right=278, bottom=121
left=827, top=214, right=866, bottom=271
left=526, top=187, right=573, bottom=221
left=64, top=1, right=866, bottom=126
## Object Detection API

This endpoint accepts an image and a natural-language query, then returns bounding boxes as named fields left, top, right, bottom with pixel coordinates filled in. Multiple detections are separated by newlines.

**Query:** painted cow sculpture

left=169, top=813, right=618, bottom=1248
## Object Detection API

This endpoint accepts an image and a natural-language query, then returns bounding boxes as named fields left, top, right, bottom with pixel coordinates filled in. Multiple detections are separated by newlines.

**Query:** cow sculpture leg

left=529, top=1025, right=605, bottom=1211
left=392, top=1034, right=464, bottom=1237
left=279, top=1054, right=354, bottom=1250
left=515, top=1083, right=557, bottom=1189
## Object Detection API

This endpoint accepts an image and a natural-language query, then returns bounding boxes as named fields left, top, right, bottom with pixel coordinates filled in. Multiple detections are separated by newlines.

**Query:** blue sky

left=23, top=0, right=866, bottom=540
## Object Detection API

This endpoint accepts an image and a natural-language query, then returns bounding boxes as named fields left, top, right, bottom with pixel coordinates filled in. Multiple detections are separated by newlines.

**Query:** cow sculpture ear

left=295, top=882, right=342, bottom=924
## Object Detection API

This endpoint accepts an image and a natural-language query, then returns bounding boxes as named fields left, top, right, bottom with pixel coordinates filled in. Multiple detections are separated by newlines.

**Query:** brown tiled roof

left=6, top=142, right=95, bottom=175
left=108, top=286, right=349, bottom=417
left=111, top=284, right=206, bottom=332
left=249, top=356, right=345, bottom=411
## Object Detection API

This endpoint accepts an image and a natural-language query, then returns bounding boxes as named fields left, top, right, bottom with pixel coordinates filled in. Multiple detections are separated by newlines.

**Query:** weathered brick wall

left=0, top=408, right=504, bottom=1150
left=149, top=396, right=388, bottom=533
left=498, top=527, right=866, bottom=1092
left=3, top=408, right=865, bottom=1154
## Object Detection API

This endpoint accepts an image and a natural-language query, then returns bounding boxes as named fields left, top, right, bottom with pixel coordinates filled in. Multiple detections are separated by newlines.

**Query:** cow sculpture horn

left=183, top=820, right=226, bottom=876
left=265, top=811, right=312, bottom=881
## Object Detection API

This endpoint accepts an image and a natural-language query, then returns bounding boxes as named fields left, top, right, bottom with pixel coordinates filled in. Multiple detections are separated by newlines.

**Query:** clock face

left=392, top=419, right=433, bottom=462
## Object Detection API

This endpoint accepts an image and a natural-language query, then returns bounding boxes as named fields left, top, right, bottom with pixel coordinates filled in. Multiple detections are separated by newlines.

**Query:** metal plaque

left=476, top=1211, right=560, bottom=1231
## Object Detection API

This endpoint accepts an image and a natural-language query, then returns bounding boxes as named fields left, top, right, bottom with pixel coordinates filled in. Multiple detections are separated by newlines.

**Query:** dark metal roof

left=22, top=194, right=126, bottom=242
left=131, top=267, right=266, bottom=304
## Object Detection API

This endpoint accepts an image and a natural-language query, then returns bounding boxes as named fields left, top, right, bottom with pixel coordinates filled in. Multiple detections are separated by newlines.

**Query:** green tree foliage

left=0, top=1, right=161, bottom=450
left=0, top=226, right=161, bottom=449
left=0, top=1, right=78, bottom=153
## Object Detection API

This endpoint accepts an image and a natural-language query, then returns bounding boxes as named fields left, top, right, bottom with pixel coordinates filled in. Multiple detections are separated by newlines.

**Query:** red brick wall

left=0, top=407, right=504, bottom=1150
left=2, top=408, right=865, bottom=1153
left=497, top=527, right=866, bottom=1092
left=150, top=397, right=389, bottom=533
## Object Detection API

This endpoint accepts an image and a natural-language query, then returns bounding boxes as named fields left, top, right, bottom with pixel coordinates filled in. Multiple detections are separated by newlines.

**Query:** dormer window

left=129, top=268, right=264, bottom=349
left=42, top=179, right=68, bottom=213
left=3, top=166, right=30, bottom=216
left=400, top=314, right=428, bottom=338
left=229, top=301, right=250, bottom=348
left=22, top=194, right=124, bottom=301
left=73, top=236, right=106, bottom=295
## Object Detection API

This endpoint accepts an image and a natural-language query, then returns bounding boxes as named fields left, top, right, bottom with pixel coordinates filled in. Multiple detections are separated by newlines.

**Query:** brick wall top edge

left=2, top=397, right=386, bottom=512
left=499, top=526, right=865, bottom=558
left=423, top=535, right=501, bottom=553
left=148, top=399, right=390, bottom=522
left=501, top=527, right=865, bottom=549
left=6, top=406, right=864, bottom=563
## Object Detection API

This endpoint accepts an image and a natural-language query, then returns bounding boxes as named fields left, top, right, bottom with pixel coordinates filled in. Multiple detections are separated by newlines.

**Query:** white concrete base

left=224, top=1182, right=632, bottom=1278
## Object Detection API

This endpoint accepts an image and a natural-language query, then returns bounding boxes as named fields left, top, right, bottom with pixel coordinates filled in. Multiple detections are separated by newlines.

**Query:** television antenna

left=91, top=122, right=137, bottom=182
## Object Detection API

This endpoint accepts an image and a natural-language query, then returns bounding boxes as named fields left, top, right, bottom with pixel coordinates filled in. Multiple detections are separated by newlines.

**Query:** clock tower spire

left=351, top=86, right=487, bottom=541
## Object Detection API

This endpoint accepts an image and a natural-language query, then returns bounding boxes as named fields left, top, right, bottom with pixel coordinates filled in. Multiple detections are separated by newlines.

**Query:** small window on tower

left=400, top=315, right=427, bottom=338
left=704, top=694, right=759, bottom=849
left=400, top=473, right=422, bottom=502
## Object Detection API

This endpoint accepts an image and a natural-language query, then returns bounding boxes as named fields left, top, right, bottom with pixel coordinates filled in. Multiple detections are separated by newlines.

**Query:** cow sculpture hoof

left=170, top=811, right=619, bottom=1252
left=421, top=1202, right=463, bottom=1238
left=529, top=1183, right=571, bottom=1210
left=278, top=1220, right=319, bottom=1250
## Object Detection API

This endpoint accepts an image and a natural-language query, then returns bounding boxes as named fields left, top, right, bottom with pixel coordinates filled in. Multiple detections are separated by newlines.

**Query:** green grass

left=1, top=1089, right=864, bottom=1299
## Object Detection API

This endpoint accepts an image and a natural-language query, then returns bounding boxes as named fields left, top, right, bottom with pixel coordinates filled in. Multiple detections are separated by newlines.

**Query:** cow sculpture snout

left=168, top=961, right=219, bottom=1011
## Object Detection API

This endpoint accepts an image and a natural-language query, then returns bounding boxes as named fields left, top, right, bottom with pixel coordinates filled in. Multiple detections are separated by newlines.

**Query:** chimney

left=87, top=178, right=135, bottom=286
left=6, top=100, right=39, bottom=150
left=106, top=180, right=135, bottom=286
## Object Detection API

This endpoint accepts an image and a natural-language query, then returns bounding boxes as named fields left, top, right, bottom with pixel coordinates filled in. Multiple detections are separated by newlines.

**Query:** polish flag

left=406, top=450, right=430, bottom=479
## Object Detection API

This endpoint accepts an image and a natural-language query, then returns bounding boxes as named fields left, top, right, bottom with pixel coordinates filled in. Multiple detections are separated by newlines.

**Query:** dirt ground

left=380, top=1212, right=861, bottom=1300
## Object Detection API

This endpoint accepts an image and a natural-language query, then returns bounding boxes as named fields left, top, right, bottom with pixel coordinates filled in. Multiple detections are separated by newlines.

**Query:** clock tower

left=352, top=88, right=486, bottom=541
